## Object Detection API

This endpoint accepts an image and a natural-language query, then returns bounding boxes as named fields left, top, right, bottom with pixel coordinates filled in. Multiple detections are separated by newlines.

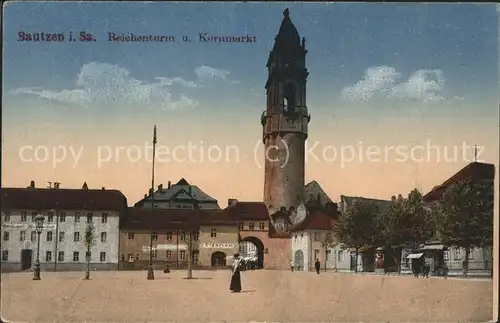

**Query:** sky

left=2, top=2, right=499, bottom=207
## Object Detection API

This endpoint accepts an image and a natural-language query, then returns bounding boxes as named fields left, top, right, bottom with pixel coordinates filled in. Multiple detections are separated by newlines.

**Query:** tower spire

left=474, top=144, right=478, bottom=162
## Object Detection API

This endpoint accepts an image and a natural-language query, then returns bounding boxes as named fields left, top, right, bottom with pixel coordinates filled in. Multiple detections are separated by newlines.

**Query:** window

left=101, top=213, right=108, bottom=223
left=47, top=212, right=54, bottom=223
left=166, top=250, right=172, bottom=259
left=74, top=232, right=80, bottom=242
left=73, top=252, right=80, bottom=261
left=46, top=231, right=53, bottom=242
left=2, top=250, right=8, bottom=261
left=3, top=214, right=10, bottom=222
left=210, top=229, right=217, bottom=238
left=101, top=232, right=107, bottom=243
left=19, top=230, right=26, bottom=241
left=249, top=222, right=255, bottom=230
left=31, top=231, right=36, bottom=242
left=338, top=250, right=343, bottom=262
left=86, top=252, right=92, bottom=261
left=166, top=232, right=173, bottom=240
left=58, top=231, right=65, bottom=242
left=468, top=249, right=475, bottom=259
left=180, top=232, right=186, bottom=241
left=32, top=212, right=37, bottom=222
left=453, top=248, right=461, bottom=260
left=75, top=213, right=80, bottom=223
left=135, top=253, right=139, bottom=261
left=152, top=232, right=158, bottom=241
left=128, top=232, right=134, bottom=240
left=45, top=251, right=52, bottom=262
left=314, top=232, right=321, bottom=241
left=193, top=232, right=199, bottom=241
left=152, top=250, right=158, bottom=258
left=239, top=222, right=244, bottom=230
left=100, top=252, right=106, bottom=262
left=86, top=214, right=93, bottom=223
left=60, top=212, right=66, bottom=222
left=443, top=251, right=449, bottom=260
left=314, top=249, right=320, bottom=260
left=326, top=250, right=332, bottom=261
left=180, top=250, right=186, bottom=259
left=128, top=254, right=134, bottom=262
left=21, top=212, right=27, bottom=222
left=121, top=254, right=125, bottom=261
left=259, top=222, right=265, bottom=230
left=58, top=251, right=65, bottom=261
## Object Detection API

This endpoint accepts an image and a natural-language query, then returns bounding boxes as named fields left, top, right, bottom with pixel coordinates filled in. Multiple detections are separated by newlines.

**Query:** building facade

left=1, top=181, right=127, bottom=272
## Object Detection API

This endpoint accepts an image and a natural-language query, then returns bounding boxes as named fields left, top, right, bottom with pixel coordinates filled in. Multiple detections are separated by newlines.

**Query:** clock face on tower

left=294, top=203, right=307, bottom=224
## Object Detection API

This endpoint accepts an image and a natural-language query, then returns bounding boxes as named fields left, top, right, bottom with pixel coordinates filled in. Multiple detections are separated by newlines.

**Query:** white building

left=1, top=181, right=127, bottom=272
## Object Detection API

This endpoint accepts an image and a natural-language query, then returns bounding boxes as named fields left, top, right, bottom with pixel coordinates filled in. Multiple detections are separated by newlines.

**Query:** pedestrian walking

left=315, top=259, right=320, bottom=274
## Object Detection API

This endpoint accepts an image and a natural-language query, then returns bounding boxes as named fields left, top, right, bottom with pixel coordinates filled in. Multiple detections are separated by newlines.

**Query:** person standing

left=229, top=253, right=242, bottom=293
left=290, top=260, right=294, bottom=272
left=315, top=258, right=321, bottom=274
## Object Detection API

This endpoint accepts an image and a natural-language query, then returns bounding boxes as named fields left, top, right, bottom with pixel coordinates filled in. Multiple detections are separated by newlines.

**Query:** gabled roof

left=134, top=178, right=219, bottom=207
left=423, top=162, right=495, bottom=202
left=1, top=187, right=128, bottom=212
left=340, top=195, right=391, bottom=213
left=304, top=180, right=333, bottom=206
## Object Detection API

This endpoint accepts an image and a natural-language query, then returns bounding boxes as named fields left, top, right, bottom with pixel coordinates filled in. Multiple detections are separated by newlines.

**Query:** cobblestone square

left=0, top=270, right=493, bottom=322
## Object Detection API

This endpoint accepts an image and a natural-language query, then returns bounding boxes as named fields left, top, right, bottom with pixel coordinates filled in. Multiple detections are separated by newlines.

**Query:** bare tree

left=83, top=222, right=98, bottom=280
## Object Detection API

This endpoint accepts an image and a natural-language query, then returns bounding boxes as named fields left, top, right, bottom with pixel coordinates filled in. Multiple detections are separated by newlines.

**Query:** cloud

left=194, top=65, right=232, bottom=83
left=340, top=66, right=447, bottom=105
left=9, top=62, right=200, bottom=110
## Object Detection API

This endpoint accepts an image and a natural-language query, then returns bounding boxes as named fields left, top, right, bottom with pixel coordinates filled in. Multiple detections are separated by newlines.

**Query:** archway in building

left=294, top=250, right=304, bottom=271
left=211, top=251, right=227, bottom=267
left=238, top=236, right=264, bottom=269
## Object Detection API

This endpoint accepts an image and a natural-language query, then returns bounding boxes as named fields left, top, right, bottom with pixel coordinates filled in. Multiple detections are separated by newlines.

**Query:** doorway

left=211, top=251, right=227, bottom=267
left=294, top=250, right=304, bottom=270
left=21, top=249, right=33, bottom=271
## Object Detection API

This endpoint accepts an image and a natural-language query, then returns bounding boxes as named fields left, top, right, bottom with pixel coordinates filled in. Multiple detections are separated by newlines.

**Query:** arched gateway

left=238, top=236, right=264, bottom=269
left=211, top=251, right=227, bottom=267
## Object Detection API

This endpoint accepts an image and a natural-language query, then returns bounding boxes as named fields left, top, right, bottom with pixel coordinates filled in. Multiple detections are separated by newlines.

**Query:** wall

left=1, top=209, right=120, bottom=272
left=199, top=225, right=238, bottom=266
left=291, top=231, right=310, bottom=270
left=119, top=230, right=195, bottom=269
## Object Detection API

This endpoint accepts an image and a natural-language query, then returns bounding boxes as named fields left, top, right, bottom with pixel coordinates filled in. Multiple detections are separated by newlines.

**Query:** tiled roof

left=135, top=178, right=219, bottom=206
left=423, top=162, right=495, bottom=202
left=290, top=207, right=337, bottom=232
left=120, top=207, right=236, bottom=230
left=222, top=201, right=270, bottom=221
left=1, top=187, right=127, bottom=212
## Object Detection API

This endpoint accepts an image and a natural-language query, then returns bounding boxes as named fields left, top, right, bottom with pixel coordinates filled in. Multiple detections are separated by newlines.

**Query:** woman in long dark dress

left=229, top=253, right=242, bottom=292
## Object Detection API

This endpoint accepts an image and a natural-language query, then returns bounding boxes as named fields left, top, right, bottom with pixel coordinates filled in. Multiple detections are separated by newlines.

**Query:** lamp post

left=147, top=125, right=157, bottom=280
left=33, top=214, right=45, bottom=280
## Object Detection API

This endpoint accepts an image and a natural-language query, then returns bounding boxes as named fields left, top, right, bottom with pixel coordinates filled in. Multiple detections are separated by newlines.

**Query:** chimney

left=29, top=181, right=35, bottom=188
left=149, top=188, right=154, bottom=195
left=144, top=194, right=147, bottom=199
left=167, top=181, right=171, bottom=189
left=54, top=182, right=60, bottom=189
left=158, top=184, right=163, bottom=191
left=82, top=182, right=88, bottom=190
left=228, top=199, right=238, bottom=206
left=101, top=187, right=105, bottom=191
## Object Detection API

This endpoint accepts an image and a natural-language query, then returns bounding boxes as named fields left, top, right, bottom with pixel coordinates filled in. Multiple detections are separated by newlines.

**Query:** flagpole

left=147, top=125, right=157, bottom=280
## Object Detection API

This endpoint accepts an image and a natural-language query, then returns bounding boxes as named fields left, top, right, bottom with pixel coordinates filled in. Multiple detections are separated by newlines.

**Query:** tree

left=381, top=190, right=435, bottom=272
left=83, top=222, right=98, bottom=280
left=434, top=180, right=493, bottom=277
left=334, top=200, right=382, bottom=272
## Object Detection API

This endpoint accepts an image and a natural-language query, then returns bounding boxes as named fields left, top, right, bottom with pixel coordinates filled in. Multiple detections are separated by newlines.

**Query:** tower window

left=284, top=83, right=296, bottom=113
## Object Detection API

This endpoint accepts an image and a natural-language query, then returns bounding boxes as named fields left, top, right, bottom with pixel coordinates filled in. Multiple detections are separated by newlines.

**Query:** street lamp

left=147, top=125, right=157, bottom=280
left=33, top=214, right=45, bottom=280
